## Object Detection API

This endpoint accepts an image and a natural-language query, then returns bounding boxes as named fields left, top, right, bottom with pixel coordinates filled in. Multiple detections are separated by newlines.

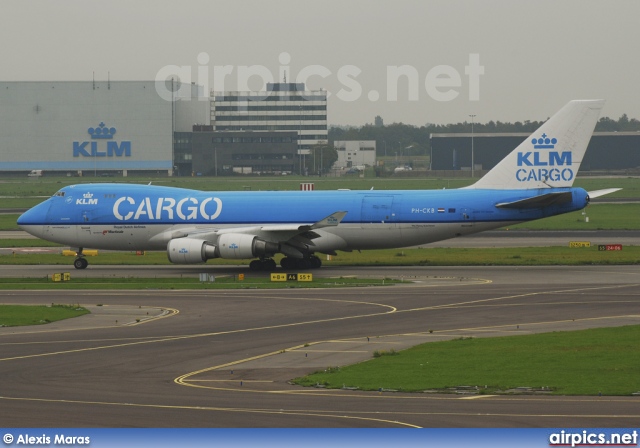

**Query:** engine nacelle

left=167, top=238, right=218, bottom=264
left=217, top=233, right=279, bottom=259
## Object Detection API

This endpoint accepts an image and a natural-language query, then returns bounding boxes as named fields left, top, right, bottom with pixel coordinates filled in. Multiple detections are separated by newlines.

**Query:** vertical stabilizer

left=467, top=100, right=604, bottom=190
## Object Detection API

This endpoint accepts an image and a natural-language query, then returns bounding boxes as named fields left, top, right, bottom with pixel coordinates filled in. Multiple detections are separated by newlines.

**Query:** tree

left=306, top=144, right=338, bottom=175
left=329, top=113, right=640, bottom=160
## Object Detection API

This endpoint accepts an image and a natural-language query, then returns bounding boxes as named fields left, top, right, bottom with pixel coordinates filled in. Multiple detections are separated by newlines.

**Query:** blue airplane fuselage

left=17, top=183, right=589, bottom=252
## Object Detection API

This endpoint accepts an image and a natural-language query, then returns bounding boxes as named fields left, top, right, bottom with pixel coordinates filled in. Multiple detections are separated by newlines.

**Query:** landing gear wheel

left=73, top=257, right=88, bottom=270
left=309, top=255, right=322, bottom=269
left=249, top=258, right=277, bottom=271
left=280, top=256, right=322, bottom=270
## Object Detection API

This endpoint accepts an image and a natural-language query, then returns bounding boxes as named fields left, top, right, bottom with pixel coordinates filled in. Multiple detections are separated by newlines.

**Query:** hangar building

left=0, top=81, right=202, bottom=176
left=334, top=141, right=376, bottom=169
left=430, top=132, right=640, bottom=174
left=0, top=81, right=325, bottom=177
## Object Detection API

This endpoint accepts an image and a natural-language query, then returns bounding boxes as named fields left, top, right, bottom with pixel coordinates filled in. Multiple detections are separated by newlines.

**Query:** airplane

left=18, top=99, right=620, bottom=271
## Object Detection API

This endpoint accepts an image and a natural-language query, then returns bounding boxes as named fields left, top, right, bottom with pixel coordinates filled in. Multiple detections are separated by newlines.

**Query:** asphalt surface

left=1, top=264, right=639, bottom=428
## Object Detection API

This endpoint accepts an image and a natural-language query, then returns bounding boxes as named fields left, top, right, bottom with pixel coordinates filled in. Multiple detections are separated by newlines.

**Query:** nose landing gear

left=73, top=248, right=89, bottom=270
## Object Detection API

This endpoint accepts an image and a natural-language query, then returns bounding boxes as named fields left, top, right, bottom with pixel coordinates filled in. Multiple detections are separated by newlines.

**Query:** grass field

left=0, top=238, right=61, bottom=247
left=293, top=325, right=640, bottom=396
left=328, top=246, right=640, bottom=266
left=508, top=203, right=640, bottom=230
left=0, top=304, right=89, bottom=326
left=2, top=245, right=639, bottom=267
left=0, top=276, right=396, bottom=290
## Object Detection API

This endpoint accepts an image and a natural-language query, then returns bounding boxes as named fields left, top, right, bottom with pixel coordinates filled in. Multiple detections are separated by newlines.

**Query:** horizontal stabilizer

left=588, top=188, right=622, bottom=199
left=495, top=191, right=573, bottom=209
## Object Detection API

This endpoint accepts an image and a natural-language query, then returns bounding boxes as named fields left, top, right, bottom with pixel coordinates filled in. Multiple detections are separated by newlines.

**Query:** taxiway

left=0, top=265, right=638, bottom=427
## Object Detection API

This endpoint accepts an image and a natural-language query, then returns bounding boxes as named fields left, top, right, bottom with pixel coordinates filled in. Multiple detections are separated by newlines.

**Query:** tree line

left=329, top=114, right=640, bottom=157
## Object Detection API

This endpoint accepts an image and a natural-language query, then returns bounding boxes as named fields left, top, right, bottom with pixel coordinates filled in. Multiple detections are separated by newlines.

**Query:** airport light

left=469, top=114, right=476, bottom=178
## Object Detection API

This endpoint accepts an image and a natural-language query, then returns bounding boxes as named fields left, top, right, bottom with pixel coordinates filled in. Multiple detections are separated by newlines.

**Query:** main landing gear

left=280, top=255, right=322, bottom=270
left=73, top=248, right=89, bottom=270
left=248, top=255, right=323, bottom=271
left=249, top=258, right=277, bottom=271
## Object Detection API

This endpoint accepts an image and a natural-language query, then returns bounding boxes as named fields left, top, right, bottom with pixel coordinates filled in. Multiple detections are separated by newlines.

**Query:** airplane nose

left=17, top=201, right=51, bottom=237
left=17, top=211, right=28, bottom=228
left=18, top=205, right=41, bottom=227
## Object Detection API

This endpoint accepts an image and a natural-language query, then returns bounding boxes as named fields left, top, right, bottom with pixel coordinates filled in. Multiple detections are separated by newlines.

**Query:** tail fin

left=467, top=100, right=604, bottom=190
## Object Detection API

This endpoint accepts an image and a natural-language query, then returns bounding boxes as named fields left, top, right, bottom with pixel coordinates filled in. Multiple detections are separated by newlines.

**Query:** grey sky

left=2, top=0, right=639, bottom=126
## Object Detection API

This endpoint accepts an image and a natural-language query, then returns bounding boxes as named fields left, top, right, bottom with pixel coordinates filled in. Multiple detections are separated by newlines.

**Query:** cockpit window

left=53, top=191, right=65, bottom=197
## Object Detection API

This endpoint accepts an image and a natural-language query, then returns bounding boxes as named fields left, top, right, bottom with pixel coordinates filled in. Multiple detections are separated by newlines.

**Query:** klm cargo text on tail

left=515, top=134, right=573, bottom=183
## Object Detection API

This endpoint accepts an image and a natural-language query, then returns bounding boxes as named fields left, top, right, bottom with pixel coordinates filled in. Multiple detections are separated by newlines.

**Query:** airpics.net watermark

left=154, top=52, right=484, bottom=103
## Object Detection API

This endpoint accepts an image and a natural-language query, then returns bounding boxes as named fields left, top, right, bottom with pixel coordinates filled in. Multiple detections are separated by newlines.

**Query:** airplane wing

left=248, top=210, right=348, bottom=234
left=172, top=211, right=348, bottom=242
left=250, top=211, right=348, bottom=256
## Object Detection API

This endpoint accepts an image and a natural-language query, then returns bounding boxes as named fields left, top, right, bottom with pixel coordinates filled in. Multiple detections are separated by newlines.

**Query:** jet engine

left=167, top=238, right=218, bottom=264
left=167, top=234, right=279, bottom=264
left=217, top=233, right=279, bottom=259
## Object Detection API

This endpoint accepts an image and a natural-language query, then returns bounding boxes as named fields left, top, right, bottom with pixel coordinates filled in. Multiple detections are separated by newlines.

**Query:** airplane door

left=81, top=210, right=95, bottom=223
left=460, top=207, right=474, bottom=227
left=78, top=210, right=95, bottom=239
left=361, top=195, right=396, bottom=225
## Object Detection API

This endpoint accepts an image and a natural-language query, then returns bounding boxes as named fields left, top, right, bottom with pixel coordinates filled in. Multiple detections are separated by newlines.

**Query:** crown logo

left=531, top=133, right=557, bottom=149
left=88, top=122, right=116, bottom=139
left=83, top=192, right=93, bottom=199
